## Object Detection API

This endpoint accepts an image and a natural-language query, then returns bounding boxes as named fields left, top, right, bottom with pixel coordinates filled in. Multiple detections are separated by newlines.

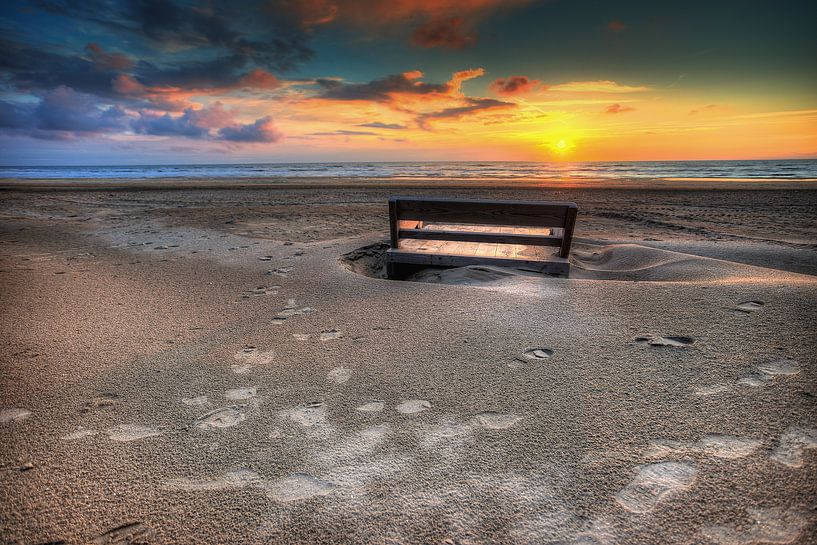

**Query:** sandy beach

left=1, top=178, right=816, bottom=544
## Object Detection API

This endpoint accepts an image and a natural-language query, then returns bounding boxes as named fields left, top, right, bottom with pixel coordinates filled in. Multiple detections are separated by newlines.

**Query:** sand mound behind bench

left=570, top=243, right=753, bottom=282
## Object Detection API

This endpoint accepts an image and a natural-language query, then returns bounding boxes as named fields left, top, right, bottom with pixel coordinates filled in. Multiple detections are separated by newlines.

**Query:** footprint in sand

left=421, top=418, right=474, bottom=449
left=272, top=299, right=314, bottom=324
left=182, top=396, right=209, bottom=406
left=166, top=468, right=335, bottom=502
left=61, top=427, right=99, bottom=441
left=327, top=367, right=352, bottom=384
left=281, top=401, right=326, bottom=427
left=615, top=462, right=698, bottom=513
left=232, top=347, right=274, bottom=373
left=194, top=406, right=246, bottom=430
left=106, top=424, right=162, bottom=442
left=509, top=348, right=553, bottom=368
left=268, top=267, right=291, bottom=278
left=234, top=346, right=275, bottom=364
left=738, top=358, right=799, bottom=388
left=396, top=400, right=432, bottom=414
left=266, top=473, right=337, bottom=502
left=694, top=384, right=730, bottom=396
left=240, top=285, right=280, bottom=299
left=700, top=507, right=807, bottom=544
left=0, top=408, right=31, bottom=423
left=320, top=329, right=343, bottom=341
left=770, top=427, right=817, bottom=468
left=225, top=387, right=257, bottom=401
left=473, top=411, right=523, bottom=430
left=646, top=434, right=762, bottom=460
left=166, top=468, right=263, bottom=491
left=634, top=336, right=694, bottom=347
left=356, top=401, right=385, bottom=413
left=82, top=393, right=120, bottom=412
left=231, top=363, right=252, bottom=375
left=524, top=348, right=553, bottom=360
left=90, top=522, right=156, bottom=545
left=734, top=300, right=765, bottom=314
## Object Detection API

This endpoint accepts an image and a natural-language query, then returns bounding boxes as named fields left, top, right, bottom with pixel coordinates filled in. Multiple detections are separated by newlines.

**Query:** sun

left=547, top=137, right=576, bottom=157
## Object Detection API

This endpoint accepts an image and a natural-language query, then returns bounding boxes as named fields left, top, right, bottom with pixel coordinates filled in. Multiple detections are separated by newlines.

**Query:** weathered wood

left=394, top=197, right=575, bottom=228
left=560, top=206, right=577, bottom=258
left=386, top=249, right=570, bottom=275
left=398, top=219, right=422, bottom=229
left=389, top=198, right=399, bottom=249
left=399, top=228, right=562, bottom=247
left=385, top=196, right=578, bottom=279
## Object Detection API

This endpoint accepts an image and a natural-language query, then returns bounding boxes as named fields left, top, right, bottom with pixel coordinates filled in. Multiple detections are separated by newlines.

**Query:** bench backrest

left=389, top=196, right=578, bottom=258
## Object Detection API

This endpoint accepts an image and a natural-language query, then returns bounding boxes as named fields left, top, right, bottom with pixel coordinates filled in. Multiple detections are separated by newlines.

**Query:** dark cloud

left=135, top=55, right=250, bottom=89
left=0, top=100, right=35, bottom=129
left=33, top=0, right=314, bottom=72
left=35, top=87, right=129, bottom=132
left=268, top=0, right=532, bottom=48
left=2, top=0, right=314, bottom=103
left=358, top=122, right=407, bottom=129
left=131, top=102, right=282, bottom=142
left=0, top=86, right=128, bottom=138
left=0, top=38, right=123, bottom=98
left=604, top=103, right=635, bottom=114
left=417, top=97, right=514, bottom=129
left=411, top=17, right=475, bottom=49
left=85, top=43, right=135, bottom=71
left=218, top=116, right=282, bottom=142
left=315, top=72, right=449, bottom=102
left=131, top=102, right=235, bottom=138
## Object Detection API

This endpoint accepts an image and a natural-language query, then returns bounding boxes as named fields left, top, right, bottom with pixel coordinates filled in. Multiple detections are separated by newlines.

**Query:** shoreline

left=2, top=176, right=817, bottom=192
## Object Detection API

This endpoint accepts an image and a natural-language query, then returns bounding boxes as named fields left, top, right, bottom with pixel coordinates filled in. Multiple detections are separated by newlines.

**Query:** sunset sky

left=1, top=0, right=815, bottom=164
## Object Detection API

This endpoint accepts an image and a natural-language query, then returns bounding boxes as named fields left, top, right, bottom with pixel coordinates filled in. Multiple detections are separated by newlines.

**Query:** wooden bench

left=386, top=196, right=578, bottom=278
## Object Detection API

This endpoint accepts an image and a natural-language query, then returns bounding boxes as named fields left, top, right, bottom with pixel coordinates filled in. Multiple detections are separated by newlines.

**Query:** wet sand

left=1, top=178, right=816, bottom=544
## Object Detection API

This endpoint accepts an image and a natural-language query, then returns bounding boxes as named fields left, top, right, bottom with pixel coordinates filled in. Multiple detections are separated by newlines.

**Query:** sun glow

left=546, top=137, right=576, bottom=157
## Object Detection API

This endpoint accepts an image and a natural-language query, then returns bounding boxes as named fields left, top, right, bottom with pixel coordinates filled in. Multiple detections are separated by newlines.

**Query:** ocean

left=0, top=160, right=815, bottom=180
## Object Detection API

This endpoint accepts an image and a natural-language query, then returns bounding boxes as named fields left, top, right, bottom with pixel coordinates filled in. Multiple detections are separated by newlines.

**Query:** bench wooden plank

left=475, top=243, right=498, bottom=258
left=398, top=228, right=562, bottom=247
left=395, top=198, right=574, bottom=228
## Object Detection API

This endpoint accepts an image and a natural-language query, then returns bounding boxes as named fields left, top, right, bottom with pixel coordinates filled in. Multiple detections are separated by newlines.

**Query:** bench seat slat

left=399, top=228, right=562, bottom=247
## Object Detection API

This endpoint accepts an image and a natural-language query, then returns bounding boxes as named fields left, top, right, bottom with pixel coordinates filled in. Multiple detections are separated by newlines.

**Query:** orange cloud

left=490, top=76, right=542, bottom=96
left=689, top=103, right=731, bottom=116
left=607, top=20, right=626, bottom=32
left=237, top=69, right=281, bottom=90
left=604, top=103, right=636, bottom=114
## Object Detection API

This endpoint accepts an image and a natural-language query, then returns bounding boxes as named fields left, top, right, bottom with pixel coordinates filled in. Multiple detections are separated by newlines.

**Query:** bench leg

left=386, top=261, right=398, bottom=279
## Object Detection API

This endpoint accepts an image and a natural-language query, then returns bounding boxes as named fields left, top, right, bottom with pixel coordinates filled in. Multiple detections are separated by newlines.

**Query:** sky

left=0, top=0, right=815, bottom=165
